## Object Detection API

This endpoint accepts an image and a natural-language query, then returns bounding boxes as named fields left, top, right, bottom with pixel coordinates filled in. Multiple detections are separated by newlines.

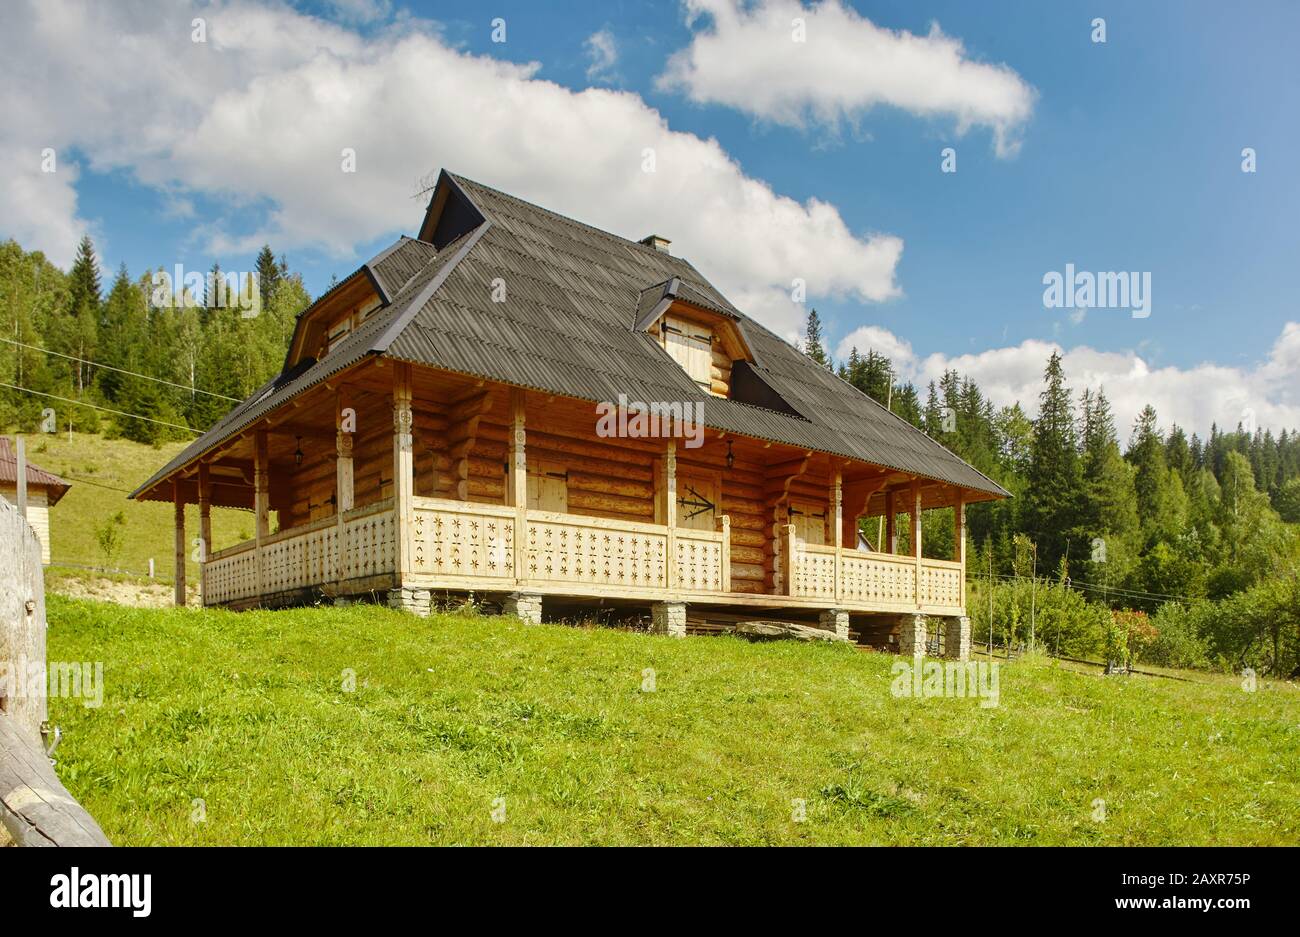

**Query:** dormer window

left=323, top=296, right=383, bottom=354
left=661, top=314, right=714, bottom=394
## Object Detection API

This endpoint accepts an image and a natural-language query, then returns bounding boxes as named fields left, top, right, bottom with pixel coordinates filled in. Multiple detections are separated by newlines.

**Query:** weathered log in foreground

left=0, top=715, right=111, bottom=846
left=734, top=620, right=849, bottom=643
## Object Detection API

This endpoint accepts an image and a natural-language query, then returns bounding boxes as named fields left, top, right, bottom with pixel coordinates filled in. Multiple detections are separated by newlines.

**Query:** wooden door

left=676, top=473, right=719, bottom=531
left=527, top=460, right=568, bottom=512
left=789, top=500, right=827, bottom=546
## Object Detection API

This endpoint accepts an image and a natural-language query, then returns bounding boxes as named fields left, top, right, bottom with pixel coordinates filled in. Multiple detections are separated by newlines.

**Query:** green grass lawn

left=25, top=431, right=251, bottom=584
left=46, top=596, right=1300, bottom=845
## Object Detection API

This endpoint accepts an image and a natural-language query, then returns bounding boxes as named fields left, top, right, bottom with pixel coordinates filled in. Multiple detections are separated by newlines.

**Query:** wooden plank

left=15, top=436, right=26, bottom=519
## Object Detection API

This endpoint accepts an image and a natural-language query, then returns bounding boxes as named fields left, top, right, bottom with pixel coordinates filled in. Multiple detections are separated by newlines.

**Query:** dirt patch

left=49, top=575, right=200, bottom=609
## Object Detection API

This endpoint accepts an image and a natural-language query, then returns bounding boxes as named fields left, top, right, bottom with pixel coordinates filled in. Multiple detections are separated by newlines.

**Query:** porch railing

left=782, top=525, right=965, bottom=614
left=204, top=499, right=397, bottom=606
left=408, top=496, right=731, bottom=597
left=203, top=498, right=959, bottom=613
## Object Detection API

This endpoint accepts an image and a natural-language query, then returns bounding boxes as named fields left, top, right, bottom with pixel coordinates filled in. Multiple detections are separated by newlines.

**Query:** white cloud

left=659, top=0, right=1036, bottom=156
left=0, top=0, right=900, bottom=338
left=584, top=29, right=619, bottom=82
left=0, top=144, right=92, bottom=267
left=836, top=324, right=1300, bottom=436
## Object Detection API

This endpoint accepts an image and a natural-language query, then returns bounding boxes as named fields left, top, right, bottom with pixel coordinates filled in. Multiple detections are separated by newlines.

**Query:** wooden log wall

left=272, top=382, right=849, bottom=597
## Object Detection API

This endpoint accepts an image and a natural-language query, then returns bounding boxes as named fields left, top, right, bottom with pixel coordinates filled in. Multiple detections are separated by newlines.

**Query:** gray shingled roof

left=132, top=171, right=1007, bottom=501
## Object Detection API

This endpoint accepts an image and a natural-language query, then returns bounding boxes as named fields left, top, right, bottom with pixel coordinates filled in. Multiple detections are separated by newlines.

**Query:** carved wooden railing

left=204, top=499, right=397, bottom=606
left=403, top=497, right=731, bottom=598
left=410, top=497, right=516, bottom=587
left=782, top=524, right=965, bottom=614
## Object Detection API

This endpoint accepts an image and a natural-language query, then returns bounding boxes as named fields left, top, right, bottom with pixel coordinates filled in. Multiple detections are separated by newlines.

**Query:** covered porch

left=151, top=358, right=976, bottom=649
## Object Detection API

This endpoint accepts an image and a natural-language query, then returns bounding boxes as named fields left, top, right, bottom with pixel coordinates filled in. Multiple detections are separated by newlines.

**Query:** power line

left=0, top=337, right=240, bottom=401
left=0, top=382, right=201, bottom=434
left=972, top=569, right=1201, bottom=605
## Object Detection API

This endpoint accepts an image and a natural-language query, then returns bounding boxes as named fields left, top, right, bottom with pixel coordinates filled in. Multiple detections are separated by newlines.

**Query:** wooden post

left=884, top=490, right=896, bottom=555
left=911, top=480, right=923, bottom=610
left=665, top=440, right=678, bottom=591
left=0, top=717, right=112, bottom=846
left=954, top=493, right=966, bottom=612
left=718, top=514, right=731, bottom=592
left=254, top=429, right=269, bottom=597
left=198, top=463, right=211, bottom=606
left=14, top=437, right=26, bottom=519
left=392, top=363, right=414, bottom=580
left=336, top=389, right=354, bottom=514
left=335, top=390, right=354, bottom=586
left=831, top=471, right=843, bottom=602
left=782, top=523, right=798, bottom=594
left=173, top=478, right=186, bottom=607
left=508, top=388, right=527, bottom=582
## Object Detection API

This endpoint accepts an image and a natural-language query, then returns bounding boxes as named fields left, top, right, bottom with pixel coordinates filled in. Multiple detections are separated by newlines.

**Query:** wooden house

left=130, top=172, right=1008, bottom=658
left=0, top=437, right=70, bottom=566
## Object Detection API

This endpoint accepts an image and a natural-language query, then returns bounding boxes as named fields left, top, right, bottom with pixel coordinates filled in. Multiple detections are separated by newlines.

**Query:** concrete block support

left=818, top=608, right=850, bottom=641
left=898, top=613, right=928, bottom=657
left=945, top=615, right=971, bottom=662
left=651, top=601, right=687, bottom=638
left=503, top=591, right=544, bottom=624
left=387, top=587, right=432, bottom=617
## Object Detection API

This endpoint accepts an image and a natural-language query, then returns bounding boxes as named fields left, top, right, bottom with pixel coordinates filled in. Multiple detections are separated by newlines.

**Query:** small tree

left=96, top=511, right=127, bottom=570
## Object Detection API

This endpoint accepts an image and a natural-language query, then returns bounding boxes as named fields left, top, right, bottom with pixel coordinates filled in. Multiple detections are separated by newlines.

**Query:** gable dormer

left=281, top=271, right=384, bottom=372
left=636, top=278, right=759, bottom=398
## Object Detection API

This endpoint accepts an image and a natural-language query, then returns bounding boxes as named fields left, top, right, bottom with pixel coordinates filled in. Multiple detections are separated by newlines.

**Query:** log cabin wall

left=410, top=379, right=796, bottom=595
left=262, top=366, right=945, bottom=602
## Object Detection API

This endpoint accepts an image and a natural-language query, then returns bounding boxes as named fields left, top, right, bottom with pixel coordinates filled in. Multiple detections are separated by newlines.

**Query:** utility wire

left=972, top=569, right=1201, bottom=604
left=0, top=337, right=240, bottom=401
left=0, top=382, right=201, bottom=434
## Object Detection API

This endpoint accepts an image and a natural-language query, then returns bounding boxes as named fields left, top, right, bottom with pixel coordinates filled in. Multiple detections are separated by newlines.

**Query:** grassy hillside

left=47, top=597, right=1300, bottom=846
left=19, top=431, right=251, bottom=585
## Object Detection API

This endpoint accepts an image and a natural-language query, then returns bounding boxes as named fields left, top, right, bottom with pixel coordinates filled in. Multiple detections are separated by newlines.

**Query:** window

left=326, top=318, right=351, bottom=353
left=661, top=314, right=713, bottom=392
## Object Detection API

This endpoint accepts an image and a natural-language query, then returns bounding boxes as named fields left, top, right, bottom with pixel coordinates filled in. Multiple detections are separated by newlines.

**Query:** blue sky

left=7, top=0, right=1299, bottom=435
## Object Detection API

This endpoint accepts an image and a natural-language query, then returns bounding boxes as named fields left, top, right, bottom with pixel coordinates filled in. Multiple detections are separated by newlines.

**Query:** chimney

left=639, top=234, right=672, bottom=254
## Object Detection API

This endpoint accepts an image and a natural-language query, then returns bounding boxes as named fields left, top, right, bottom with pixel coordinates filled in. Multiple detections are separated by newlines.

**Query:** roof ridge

left=447, top=172, right=714, bottom=269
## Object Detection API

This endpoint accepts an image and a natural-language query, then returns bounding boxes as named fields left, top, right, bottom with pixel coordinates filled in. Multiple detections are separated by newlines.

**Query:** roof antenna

left=411, top=169, right=440, bottom=200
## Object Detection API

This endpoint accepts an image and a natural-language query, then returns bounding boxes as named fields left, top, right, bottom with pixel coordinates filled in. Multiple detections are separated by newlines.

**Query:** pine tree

left=1024, top=352, right=1084, bottom=572
left=255, top=245, right=280, bottom=309
left=65, top=234, right=102, bottom=392
left=803, top=308, right=830, bottom=368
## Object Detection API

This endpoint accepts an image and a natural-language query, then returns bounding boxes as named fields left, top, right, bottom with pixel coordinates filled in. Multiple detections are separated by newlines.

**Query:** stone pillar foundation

left=651, top=602, right=687, bottom=638
left=387, top=587, right=432, bottom=617
left=818, top=608, right=850, bottom=641
left=944, top=615, right=971, bottom=661
left=503, top=591, right=543, bottom=624
left=898, top=613, right=928, bottom=656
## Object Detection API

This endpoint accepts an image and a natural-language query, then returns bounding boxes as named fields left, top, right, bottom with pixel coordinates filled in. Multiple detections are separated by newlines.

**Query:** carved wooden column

left=664, top=440, right=678, bottom=591
left=254, top=429, right=269, bottom=598
left=884, top=490, right=896, bottom=554
left=173, top=479, right=186, bottom=607
left=198, top=463, right=211, bottom=606
left=508, top=388, right=527, bottom=583
left=335, top=390, right=354, bottom=586
left=831, top=470, right=843, bottom=602
left=911, top=480, right=923, bottom=609
left=392, top=363, right=414, bottom=581
left=954, top=493, right=966, bottom=609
